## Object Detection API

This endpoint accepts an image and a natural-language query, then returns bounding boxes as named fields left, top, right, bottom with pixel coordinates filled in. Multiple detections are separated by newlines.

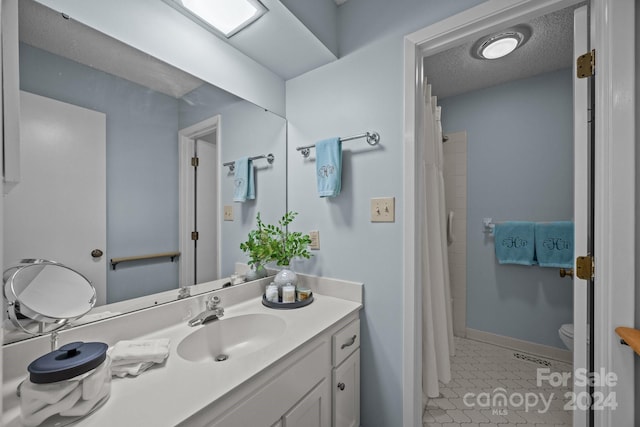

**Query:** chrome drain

left=215, top=354, right=229, bottom=362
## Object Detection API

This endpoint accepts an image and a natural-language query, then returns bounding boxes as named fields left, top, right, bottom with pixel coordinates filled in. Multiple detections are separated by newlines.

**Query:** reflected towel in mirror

left=233, top=157, right=255, bottom=202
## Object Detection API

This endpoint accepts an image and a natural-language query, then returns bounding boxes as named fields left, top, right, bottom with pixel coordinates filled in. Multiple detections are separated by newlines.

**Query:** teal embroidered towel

left=535, top=221, right=574, bottom=268
left=316, top=137, right=342, bottom=197
left=494, top=221, right=536, bottom=265
left=233, top=157, right=255, bottom=202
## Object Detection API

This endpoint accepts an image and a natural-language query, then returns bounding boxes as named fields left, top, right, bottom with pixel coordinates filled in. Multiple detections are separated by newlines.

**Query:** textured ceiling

left=19, top=0, right=206, bottom=99
left=424, top=4, right=583, bottom=99
left=334, top=0, right=349, bottom=5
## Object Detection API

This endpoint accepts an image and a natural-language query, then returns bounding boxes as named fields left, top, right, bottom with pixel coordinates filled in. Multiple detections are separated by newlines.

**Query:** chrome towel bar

left=223, top=153, right=275, bottom=172
left=296, top=131, right=380, bottom=158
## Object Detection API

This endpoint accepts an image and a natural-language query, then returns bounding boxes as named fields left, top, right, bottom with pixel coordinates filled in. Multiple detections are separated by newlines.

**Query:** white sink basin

left=177, top=313, right=286, bottom=363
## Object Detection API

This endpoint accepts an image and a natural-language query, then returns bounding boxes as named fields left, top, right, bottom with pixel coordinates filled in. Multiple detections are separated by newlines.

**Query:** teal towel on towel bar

left=233, top=157, right=255, bottom=202
left=316, top=137, right=342, bottom=197
left=535, top=221, right=574, bottom=268
left=494, top=221, right=536, bottom=265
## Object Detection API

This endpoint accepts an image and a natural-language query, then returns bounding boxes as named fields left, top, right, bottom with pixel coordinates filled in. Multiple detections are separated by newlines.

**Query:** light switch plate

left=309, top=230, right=320, bottom=250
left=223, top=205, right=233, bottom=221
left=371, top=197, right=395, bottom=222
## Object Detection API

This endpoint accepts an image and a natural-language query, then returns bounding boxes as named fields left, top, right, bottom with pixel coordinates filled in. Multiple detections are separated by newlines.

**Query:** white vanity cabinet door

left=332, top=349, right=360, bottom=427
left=283, top=379, right=330, bottom=427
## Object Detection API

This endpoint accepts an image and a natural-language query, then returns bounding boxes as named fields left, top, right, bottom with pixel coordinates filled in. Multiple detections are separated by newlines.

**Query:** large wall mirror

left=3, top=0, right=287, bottom=344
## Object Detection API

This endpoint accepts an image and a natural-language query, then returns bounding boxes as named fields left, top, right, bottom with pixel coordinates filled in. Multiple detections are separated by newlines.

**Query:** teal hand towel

left=535, top=221, right=574, bottom=268
left=233, top=157, right=255, bottom=202
left=494, top=221, right=536, bottom=265
left=316, top=137, right=342, bottom=197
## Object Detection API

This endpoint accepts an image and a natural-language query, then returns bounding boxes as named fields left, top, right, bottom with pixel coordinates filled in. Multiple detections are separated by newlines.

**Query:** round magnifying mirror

left=4, top=259, right=96, bottom=336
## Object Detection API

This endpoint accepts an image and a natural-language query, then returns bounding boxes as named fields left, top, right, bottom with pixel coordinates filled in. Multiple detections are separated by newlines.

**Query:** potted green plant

left=240, top=211, right=312, bottom=284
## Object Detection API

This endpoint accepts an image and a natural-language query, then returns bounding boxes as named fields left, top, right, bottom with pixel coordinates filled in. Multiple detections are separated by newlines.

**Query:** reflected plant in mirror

left=3, top=0, right=287, bottom=344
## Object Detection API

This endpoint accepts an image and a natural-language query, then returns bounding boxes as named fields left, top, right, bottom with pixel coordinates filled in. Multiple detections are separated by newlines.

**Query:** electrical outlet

left=223, top=205, right=233, bottom=221
left=371, top=197, right=395, bottom=222
left=309, top=230, right=320, bottom=250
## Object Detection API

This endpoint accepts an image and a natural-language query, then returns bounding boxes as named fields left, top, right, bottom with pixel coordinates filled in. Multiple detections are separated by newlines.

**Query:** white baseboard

left=466, top=328, right=572, bottom=364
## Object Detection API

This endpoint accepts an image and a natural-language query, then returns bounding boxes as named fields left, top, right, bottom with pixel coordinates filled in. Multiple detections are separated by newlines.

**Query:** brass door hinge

left=191, top=157, right=199, bottom=167
left=577, top=49, right=595, bottom=78
left=191, top=231, right=199, bottom=241
left=576, top=255, right=594, bottom=280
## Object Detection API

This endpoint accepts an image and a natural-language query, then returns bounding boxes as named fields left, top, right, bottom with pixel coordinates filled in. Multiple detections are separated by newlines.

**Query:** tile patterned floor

left=423, top=337, right=573, bottom=427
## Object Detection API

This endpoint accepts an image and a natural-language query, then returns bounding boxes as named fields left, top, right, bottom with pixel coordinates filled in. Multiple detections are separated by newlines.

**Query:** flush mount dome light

left=475, top=31, right=525, bottom=60
left=163, top=0, right=268, bottom=38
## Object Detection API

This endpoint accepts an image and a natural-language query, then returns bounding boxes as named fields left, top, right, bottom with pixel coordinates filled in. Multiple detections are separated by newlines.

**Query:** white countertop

left=3, top=292, right=361, bottom=426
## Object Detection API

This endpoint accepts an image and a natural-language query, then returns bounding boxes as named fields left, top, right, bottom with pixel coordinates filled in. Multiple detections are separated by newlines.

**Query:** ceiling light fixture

left=163, top=0, right=268, bottom=38
left=474, top=30, right=527, bottom=60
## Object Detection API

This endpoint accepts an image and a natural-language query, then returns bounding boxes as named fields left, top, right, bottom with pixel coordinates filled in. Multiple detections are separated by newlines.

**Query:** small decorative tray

left=262, top=293, right=314, bottom=309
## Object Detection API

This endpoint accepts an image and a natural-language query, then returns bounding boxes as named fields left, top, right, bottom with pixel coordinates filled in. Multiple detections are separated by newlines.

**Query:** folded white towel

left=20, top=394, right=48, bottom=419
left=82, top=357, right=110, bottom=400
left=111, top=356, right=167, bottom=367
left=20, top=378, right=79, bottom=405
left=111, top=361, right=155, bottom=378
left=21, top=386, right=81, bottom=426
left=109, top=339, right=170, bottom=364
left=60, top=381, right=110, bottom=417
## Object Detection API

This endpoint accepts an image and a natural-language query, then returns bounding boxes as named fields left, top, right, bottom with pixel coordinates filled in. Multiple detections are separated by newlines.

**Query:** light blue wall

left=279, top=0, right=338, bottom=57
left=20, top=43, right=180, bottom=303
left=21, top=44, right=289, bottom=303
left=179, top=88, right=288, bottom=277
left=286, top=0, right=484, bottom=424
left=439, top=69, right=574, bottom=349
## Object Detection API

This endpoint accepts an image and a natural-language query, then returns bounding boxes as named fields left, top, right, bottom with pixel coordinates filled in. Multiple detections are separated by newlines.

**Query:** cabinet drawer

left=332, top=319, right=360, bottom=366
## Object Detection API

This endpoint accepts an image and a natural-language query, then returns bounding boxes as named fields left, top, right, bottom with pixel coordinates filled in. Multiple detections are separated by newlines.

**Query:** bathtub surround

left=439, top=68, right=574, bottom=349
left=443, top=132, right=468, bottom=338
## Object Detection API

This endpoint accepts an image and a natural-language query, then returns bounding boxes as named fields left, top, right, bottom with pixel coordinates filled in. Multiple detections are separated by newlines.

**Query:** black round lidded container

left=28, top=342, right=108, bottom=383
left=21, top=341, right=112, bottom=426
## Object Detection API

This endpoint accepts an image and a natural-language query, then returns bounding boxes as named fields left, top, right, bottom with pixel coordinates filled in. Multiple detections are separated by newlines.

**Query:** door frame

left=402, top=0, right=635, bottom=426
left=178, top=115, right=222, bottom=287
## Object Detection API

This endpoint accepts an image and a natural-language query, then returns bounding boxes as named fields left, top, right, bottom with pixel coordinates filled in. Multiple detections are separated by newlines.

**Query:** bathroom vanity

left=2, top=275, right=362, bottom=427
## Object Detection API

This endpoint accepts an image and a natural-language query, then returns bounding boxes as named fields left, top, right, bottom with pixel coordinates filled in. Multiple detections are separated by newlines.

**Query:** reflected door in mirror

left=4, top=92, right=107, bottom=304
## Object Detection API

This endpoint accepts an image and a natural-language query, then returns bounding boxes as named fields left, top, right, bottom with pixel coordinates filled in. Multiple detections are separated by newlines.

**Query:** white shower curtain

left=419, top=81, right=455, bottom=400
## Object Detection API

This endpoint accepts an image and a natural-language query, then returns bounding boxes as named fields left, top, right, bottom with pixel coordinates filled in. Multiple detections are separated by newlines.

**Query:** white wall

left=286, top=0, right=485, bottom=424
left=635, top=0, right=640, bottom=417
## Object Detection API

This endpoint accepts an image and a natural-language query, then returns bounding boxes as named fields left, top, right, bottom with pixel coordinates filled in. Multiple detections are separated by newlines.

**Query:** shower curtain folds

left=419, top=81, right=455, bottom=400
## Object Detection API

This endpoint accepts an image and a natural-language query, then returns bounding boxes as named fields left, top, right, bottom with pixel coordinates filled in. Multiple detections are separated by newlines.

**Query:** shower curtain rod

left=296, top=131, right=380, bottom=158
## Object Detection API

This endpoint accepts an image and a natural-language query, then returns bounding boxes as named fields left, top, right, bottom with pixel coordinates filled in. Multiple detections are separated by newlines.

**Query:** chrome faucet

left=188, top=295, right=224, bottom=327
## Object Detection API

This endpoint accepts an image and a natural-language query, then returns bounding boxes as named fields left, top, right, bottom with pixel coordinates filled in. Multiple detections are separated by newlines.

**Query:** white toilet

left=558, top=323, right=590, bottom=350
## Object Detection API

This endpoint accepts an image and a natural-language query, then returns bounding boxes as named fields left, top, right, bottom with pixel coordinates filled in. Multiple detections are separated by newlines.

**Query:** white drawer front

left=332, top=318, right=360, bottom=366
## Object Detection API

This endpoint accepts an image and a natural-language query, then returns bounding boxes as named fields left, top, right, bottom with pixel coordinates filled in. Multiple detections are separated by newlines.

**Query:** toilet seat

left=559, top=323, right=590, bottom=351
left=560, top=323, right=574, bottom=339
